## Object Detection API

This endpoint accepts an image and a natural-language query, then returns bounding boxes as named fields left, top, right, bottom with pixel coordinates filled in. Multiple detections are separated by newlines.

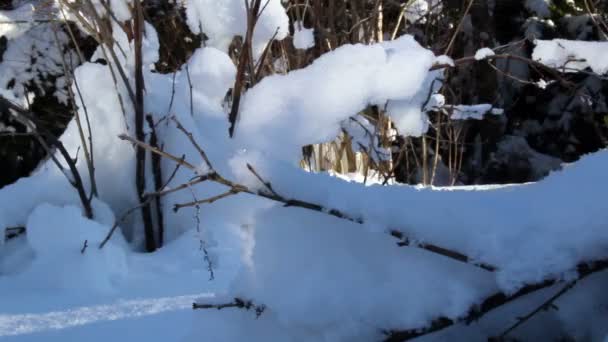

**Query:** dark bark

left=133, top=1, right=156, bottom=252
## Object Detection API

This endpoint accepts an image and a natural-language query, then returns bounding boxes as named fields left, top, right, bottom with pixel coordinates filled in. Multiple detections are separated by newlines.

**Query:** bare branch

left=117, top=133, right=498, bottom=272
left=384, top=259, right=608, bottom=341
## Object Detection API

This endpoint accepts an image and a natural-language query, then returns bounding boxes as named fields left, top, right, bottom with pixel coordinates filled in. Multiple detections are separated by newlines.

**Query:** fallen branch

left=493, top=280, right=578, bottom=340
left=193, top=297, right=266, bottom=318
left=390, top=230, right=496, bottom=272
left=384, top=258, right=608, bottom=341
left=117, top=133, right=497, bottom=272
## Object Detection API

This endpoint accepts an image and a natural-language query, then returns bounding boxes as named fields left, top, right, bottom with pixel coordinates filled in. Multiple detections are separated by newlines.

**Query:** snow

left=229, top=148, right=608, bottom=294
left=1, top=2, right=608, bottom=341
left=0, top=6, right=80, bottom=103
left=474, top=47, right=495, bottom=61
left=403, top=0, right=435, bottom=23
left=435, top=54, right=455, bottom=67
left=186, top=47, right=237, bottom=115
left=292, top=22, right=314, bottom=50
left=0, top=293, right=203, bottom=337
left=236, top=35, right=435, bottom=161
left=184, top=0, right=289, bottom=56
left=449, top=104, right=503, bottom=120
left=0, top=4, right=34, bottom=39
left=533, top=39, right=608, bottom=75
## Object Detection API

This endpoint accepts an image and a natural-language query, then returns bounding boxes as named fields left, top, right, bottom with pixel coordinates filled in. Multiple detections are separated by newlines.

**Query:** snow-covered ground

left=0, top=227, right=239, bottom=341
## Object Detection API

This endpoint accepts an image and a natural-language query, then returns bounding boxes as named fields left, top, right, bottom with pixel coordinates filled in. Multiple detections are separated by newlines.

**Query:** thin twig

left=192, top=297, right=265, bottom=318
left=173, top=189, right=240, bottom=212
left=171, top=117, right=214, bottom=170
left=495, top=281, right=578, bottom=339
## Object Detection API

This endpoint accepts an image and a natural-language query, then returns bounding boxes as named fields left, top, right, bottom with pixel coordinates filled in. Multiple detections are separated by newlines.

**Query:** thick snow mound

left=23, top=203, right=128, bottom=293
left=236, top=35, right=435, bottom=161
left=186, top=47, right=237, bottom=116
left=232, top=148, right=608, bottom=293
left=229, top=207, right=493, bottom=339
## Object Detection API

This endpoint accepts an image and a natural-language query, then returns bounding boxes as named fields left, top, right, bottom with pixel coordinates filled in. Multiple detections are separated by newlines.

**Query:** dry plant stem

left=583, top=0, right=608, bottom=39
left=1, top=96, right=94, bottom=219
left=431, top=53, right=572, bottom=88
left=173, top=189, right=240, bottom=211
left=421, top=135, right=429, bottom=185
left=51, top=24, right=98, bottom=199
left=254, top=29, right=280, bottom=83
left=192, top=297, right=264, bottom=317
left=187, top=183, right=215, bottom=280
left=146, top=115, right=165, bottom=247
left=389, top=230, right=496, bottom=272
left=444, top=0, right=474, bottom=55
left=99, top=200, right=147, bottom=249
left=391, top=0, right=416, bottom=40
left=228, top=0, right=264, bottom=137
left=117, top=133, right=497, bottom=272
left=384, top=259, right=608, bottom=342
left=144, top=174, right=207, bottom=199
left=133, top=1, right=157, bottom=252
left=82, top=0, right=137, bottom=105
left=185, top=65, right=194, bottom=117
left=100, top=156, right=186, bottom=249
left=192, top=302, right=241, bottom=309
left=429, top=112, right=442, bottom=185
left=171, top=117, right=214, bottom=170
left=66, top=0, right=131, bottom=128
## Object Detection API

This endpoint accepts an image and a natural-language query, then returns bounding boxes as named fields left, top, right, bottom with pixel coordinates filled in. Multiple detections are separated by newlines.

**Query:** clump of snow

left=533, top=39, right=608, bottom=75
left=236, top=35, right=435, bottom=161
left=435, top=54, right=455, bottom=67
left=186, top=47, right=237, bottom=115
left=184, top=0, right=289, bottom=55
left=386, top=69, right=443, bottom=137
left=404, top=0, right=429, bottom=23
left=449, top=104, right=503, bottom=120
left=23, top=203, right=128, bottom=293
left=292, top=22, right=314, bottom=50
left=474, top=47, right=495, bottom=60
